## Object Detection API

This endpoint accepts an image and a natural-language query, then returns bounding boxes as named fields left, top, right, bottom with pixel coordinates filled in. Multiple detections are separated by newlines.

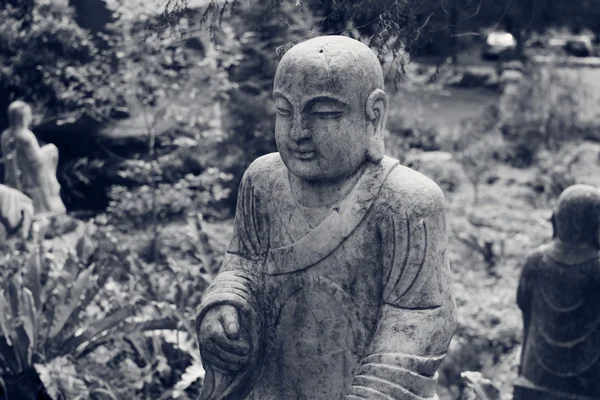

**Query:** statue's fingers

left=211, top=333, right=250, bottom=356
left=220, top=307, right=240, bottom=341
left=201, top=348, right=244, bottom=372
left=205, top=338, right=250, bottom=362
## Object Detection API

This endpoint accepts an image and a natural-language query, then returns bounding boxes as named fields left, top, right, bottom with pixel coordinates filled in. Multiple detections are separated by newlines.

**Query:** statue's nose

left=289, top=125, right=312, bottom=142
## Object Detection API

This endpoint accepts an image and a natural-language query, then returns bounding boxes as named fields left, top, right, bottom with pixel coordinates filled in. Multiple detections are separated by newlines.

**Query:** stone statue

left=0, top=183, right=34, bottom=241
left=1, top=101, right=66, bottom=216
left=514, top=184, right=600, bottom=400
left=195, top=36, right=456, bottom=400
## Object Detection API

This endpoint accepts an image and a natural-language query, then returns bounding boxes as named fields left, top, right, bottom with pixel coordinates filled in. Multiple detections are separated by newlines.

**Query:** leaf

left=62, top=252, right=80, bottom=281
left=61, top=306, right=135, bottom=356
left=7, top=275, right=30, bottom=368
left=172, top=361, right=205, bottom=398
left=0, top=335, right=20, bottom=373
left=35, top=357, right=89, bottom=400
left=74, top=317, right=179, bottom=359
left=12, top=324, right=30, bottom=370
left=34, top=363, right=58, bottom=399
left=461, top=371, right=501, bottom=400
left=0, top=290, right=13, bottom=346
left=22, top=247, right=42, bottom=311
left=19, top=288, right=36, bottom=365
left=0, top=376, right=6, bottom=398
left=76, top=220, right=98, bottom=265
left=7, top=274, right=21, bottom=321
left=69, top=260, right=115, bottom=329
left=89, top=387, right=118, bottom=400
left=49, top=264, right=96, bottom=340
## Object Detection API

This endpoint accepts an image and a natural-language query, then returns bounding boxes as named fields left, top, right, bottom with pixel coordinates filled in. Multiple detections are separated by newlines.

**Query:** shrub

left=0, top=222, right=176, bottom=400
left=386, top=112, right=441, bottom=157
left=0, top=1, right=121, bottom=127
left=106, top=168, right=234, bottom=229
left=499, top=65, right=590, bottom=167
left=528, top=148, right=580, bottom=207
left=445, top=105, right=503, bottom=204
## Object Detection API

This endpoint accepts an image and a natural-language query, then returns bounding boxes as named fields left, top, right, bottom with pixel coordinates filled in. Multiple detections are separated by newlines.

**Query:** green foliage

left=0, top=221, right=184, bottom=399
left=0, top=0, right=120, bottom=127
left=202, top=1, right=316, bottom=205
left=448, top=105, right=503, bottom=203
left=528, top=147, right=580, bottom=207
left=386, top=115, right=442, bottom=155
left=106, top=167, right=233, bottom=229
left=500, top=66, right=589, bottom=167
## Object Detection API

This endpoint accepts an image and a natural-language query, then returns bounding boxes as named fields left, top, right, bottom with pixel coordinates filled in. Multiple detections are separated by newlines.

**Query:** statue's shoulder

left=379, top=156, right=446, bottom=213
left=243, top=152, right=287, bottom=188
left=521, top=244, right=550, bottom=276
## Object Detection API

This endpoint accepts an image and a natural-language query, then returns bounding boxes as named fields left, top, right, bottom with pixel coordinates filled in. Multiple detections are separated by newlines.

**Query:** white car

left=482, top=31, right=517, bottom=60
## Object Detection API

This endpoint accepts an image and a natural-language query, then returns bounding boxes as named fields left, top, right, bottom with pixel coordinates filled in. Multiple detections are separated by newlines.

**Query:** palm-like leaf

left=22, top=246, right=42, bottom=310
left=61, top=306, right=136, bottom=356
left=461, top=371, right=501, bottom=400
left=48, top=263, right=96, bottom=340
left=74, top=317, right=179, bottom=359
left=19, top=288, right=36, bottom=365
left=0, top=290, right=13, bottom=346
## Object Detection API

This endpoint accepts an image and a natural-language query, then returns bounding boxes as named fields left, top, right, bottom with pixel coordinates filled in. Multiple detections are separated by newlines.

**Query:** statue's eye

left=311, top=101, right=344, bottom=119
left=313, top=111, right=344, bottom=119
left=276, top=107, right=292, bottom=116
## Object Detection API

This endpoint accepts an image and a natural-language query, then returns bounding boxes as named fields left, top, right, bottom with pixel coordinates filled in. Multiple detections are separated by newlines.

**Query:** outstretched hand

left=198, top=305, right=251, bottom=373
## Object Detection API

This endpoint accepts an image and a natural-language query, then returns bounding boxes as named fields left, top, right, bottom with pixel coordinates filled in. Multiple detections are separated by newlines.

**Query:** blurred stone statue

left=0, top=183, right=34, bottom=241
left=1, top=101, right=66, bottom=216
left=514, top=184, right=600, bottom=400
left=195, top=35, right=456, bottom=400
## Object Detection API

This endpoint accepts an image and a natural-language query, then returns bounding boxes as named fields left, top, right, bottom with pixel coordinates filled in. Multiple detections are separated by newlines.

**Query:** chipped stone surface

left=1, top=101, right=66, bottom=216
left=196, top=36, right=456, bottom=400
left=515, top=184, right=600, bottom=400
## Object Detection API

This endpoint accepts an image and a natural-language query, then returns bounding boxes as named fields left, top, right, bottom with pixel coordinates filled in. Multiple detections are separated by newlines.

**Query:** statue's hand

left=198, top=305, right=251, bottom=373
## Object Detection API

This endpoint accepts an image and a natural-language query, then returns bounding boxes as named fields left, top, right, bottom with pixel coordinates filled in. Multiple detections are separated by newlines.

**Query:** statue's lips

left=289, top=148, right=317, bottom=160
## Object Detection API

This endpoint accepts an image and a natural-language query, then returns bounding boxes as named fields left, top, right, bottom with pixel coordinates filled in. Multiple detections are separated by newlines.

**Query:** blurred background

left=2, top=0, right=600, bottom=399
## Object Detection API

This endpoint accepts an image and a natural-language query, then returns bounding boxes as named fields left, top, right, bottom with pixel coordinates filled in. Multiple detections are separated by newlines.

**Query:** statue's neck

left=555, top=239, right=596, bottom=251
left=8, top=125, right=29, bottom=135
left=288, top=162, right=367, bottom=209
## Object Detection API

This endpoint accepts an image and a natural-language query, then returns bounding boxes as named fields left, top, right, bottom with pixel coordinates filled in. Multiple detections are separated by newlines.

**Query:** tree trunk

left=448, top=1, right=459, bottom=63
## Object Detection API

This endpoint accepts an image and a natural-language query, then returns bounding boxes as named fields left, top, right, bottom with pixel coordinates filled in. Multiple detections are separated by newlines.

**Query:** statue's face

left=273, top=57, right=370, bottom=182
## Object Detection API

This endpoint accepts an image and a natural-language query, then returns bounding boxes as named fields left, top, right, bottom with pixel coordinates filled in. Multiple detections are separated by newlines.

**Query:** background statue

left=196, top=35, right=456, bottom=400
left=514, top=184, right=600, bottom=400
left=1, top=101, right=66, bottom=216
left=0, top=183, right=34, bottom=241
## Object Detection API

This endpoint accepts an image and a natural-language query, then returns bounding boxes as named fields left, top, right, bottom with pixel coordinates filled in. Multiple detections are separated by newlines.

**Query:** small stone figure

left=514, top=184, right=600, bottom=400
left=196, top=36, right=456, bottom=400
left=1, top=101, right=66, bottom=216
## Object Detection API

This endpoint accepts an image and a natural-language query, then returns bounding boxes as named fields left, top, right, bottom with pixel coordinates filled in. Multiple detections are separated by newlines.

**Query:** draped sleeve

left=196, top=157, right=270, bottom=332
left=345, top=173, right=456, bottom=400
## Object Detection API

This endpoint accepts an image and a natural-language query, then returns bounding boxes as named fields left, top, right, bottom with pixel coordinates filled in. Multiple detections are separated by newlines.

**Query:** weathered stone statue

left=514, top=184, right=600, bottom=400
left=195, top=35, right=457, bottom=400
left=0, top=183, right=34, bottom=241
left=1, top=101, right=66, bottom=216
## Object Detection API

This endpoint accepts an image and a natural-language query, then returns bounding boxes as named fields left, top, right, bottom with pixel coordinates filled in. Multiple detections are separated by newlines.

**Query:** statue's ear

left=365, top=88, right=388, bottom=163
left=550, top=212, right=557, bottom=239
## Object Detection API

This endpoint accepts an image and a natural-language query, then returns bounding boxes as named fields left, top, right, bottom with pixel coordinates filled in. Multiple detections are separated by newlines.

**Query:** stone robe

left=197, top=153, right=456, bottom=400
left=1, top=129, right=65, bottom=216
left=515, top=243, right=600, bottom=400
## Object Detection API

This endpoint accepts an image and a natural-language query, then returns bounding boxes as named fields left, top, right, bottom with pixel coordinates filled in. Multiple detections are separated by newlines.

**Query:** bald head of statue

left=273, top=36, right=388, bottom=183
left=552, top=184, right=600, bottom=249
left=7, top=101, right=32, bottom=130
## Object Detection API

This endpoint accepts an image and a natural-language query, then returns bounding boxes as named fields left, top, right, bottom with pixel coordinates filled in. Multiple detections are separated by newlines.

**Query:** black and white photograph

left=0, top=0, right=599, bottom=399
